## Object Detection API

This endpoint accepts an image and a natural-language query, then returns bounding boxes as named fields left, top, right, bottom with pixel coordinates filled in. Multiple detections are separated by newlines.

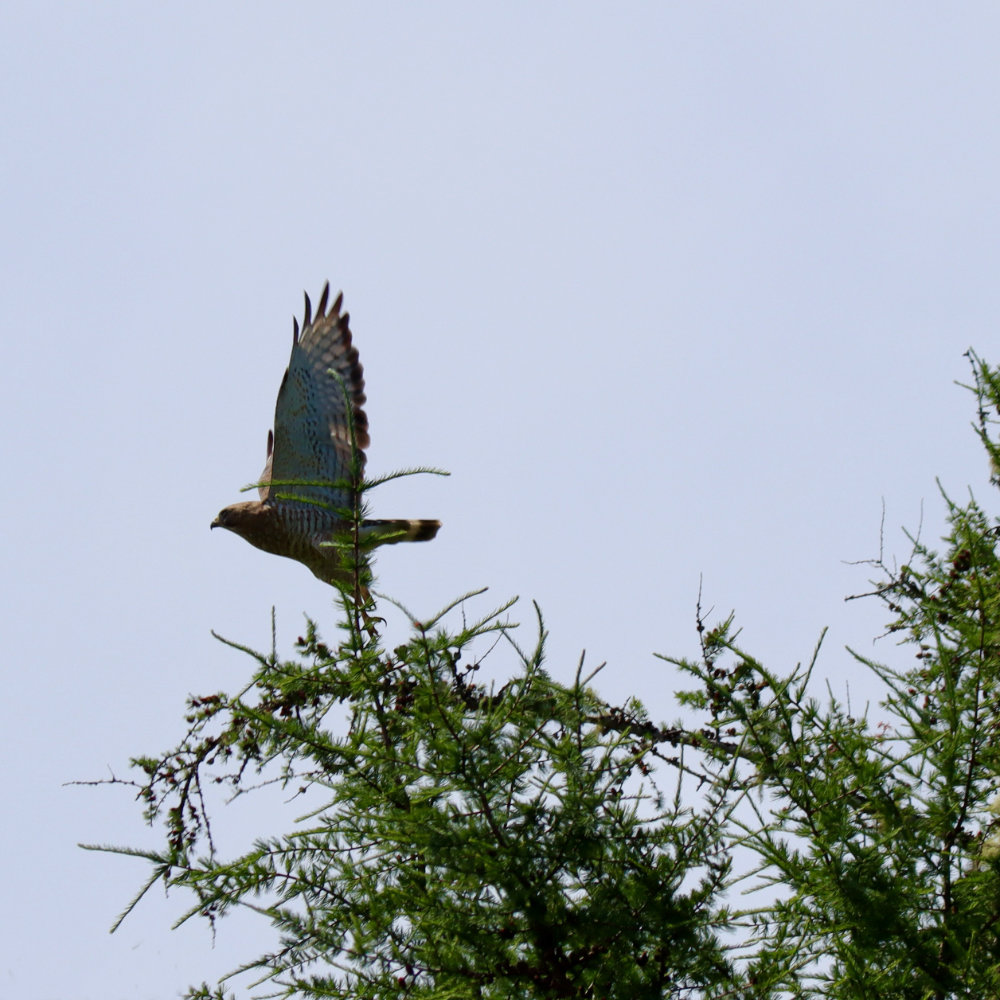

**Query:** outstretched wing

left=260, top=283, right=370, bottom=509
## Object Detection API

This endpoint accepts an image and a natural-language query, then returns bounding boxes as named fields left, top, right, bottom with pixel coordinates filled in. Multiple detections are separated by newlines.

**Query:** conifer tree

left=88, top=351, right=1000, bottom=999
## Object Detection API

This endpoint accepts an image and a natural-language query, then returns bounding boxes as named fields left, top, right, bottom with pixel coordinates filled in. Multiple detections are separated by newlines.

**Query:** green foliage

left=662, top=349, right=1000, bottom=998
left=87, top=350, right=1000, bottom=998
left=90, top=588, right=734, bottom=998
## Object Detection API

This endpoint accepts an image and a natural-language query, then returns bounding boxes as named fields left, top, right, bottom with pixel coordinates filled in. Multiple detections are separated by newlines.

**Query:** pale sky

left=4, top=5, right=1000, bottom=997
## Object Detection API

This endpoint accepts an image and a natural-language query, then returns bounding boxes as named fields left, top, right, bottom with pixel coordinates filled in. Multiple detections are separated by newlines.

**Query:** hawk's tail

left=361, top=519, right=441, bottom=545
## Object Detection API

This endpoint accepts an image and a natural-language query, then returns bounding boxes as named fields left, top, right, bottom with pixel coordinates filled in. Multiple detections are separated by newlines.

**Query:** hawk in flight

left=212, top=283, right=439, bottom=590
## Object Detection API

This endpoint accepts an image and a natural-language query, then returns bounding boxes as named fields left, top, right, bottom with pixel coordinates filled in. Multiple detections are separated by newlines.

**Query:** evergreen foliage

left=88, top=351, right=1000, bottom=998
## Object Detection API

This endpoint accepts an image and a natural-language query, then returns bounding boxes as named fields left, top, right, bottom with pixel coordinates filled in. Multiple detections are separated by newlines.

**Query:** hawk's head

left=211, top=501, right=262, bottom=539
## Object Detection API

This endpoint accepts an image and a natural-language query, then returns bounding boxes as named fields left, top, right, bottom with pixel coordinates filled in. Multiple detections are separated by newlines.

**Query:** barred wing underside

left=260, top=283, right=370, bottom=510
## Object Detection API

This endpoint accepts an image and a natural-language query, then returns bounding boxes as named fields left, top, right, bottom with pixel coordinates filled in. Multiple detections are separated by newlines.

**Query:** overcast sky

left=4, top=5, right=1000, bottom=997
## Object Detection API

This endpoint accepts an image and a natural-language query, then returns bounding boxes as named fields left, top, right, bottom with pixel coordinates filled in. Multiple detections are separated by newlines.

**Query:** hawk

left=211, top=283, right=439, bottom=591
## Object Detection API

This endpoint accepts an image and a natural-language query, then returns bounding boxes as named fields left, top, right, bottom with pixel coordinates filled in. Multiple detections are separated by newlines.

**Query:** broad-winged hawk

left=212, top=284, right=439, bottom=588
